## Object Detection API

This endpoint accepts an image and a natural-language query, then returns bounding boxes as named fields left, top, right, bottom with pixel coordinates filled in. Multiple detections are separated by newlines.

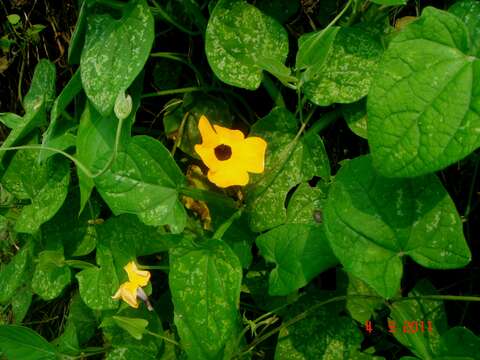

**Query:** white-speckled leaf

left=80, top=0, right=153, bottom=115
left=76, top=242, right=119, bottom=310
left=301, top=27, right=383, bottom=106
left=11, top=286, right=32, bottom=324
left=390, top=279, right=448, bottom=358
left=169, top=238, right=242, bottom=359
left=368, top=7, right=480, bottom=177
left=205, top=0, right=289, bottom=90
left=32, top=250, right=71, bottom=300
left=275, top=294, right=367, bottom=359
left=324, top=155, right=471, bottom=298
left=449, top=0, right=480, bottom=56
left=0, top=60, right=56, bottom=170
left=0, top=243, right=31, bottom=304
left=247, top=108, right=330, bottom=232
left=286, top=183, right=327, bottom=225
left=94, top=136, right=187, bottom=233
left=256, top=224, right=337, bottom=296
left=2, top=149, right=70, bottom=234
left=342, top=99, right=368, bottom=139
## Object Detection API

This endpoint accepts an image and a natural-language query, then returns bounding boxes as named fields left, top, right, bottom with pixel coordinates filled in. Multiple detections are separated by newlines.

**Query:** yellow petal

left=198, top=115, right=219, bottom=147
left=124, top=261, right=150, bottom=287
left=213, top=124, right=245, bottom=144
left=194, top=144, right=221, bottom=170
left=237, top=136, right=267, bottom=173
left=112, top=281, right=139, bottom=308
left=208, top=165, right=249, bottom=188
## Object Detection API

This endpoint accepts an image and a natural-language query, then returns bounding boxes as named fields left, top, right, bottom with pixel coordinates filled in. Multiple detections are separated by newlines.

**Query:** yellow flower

left=112, top=261, right=151, bottom=309
left=194, top=115, right=267, bottom=188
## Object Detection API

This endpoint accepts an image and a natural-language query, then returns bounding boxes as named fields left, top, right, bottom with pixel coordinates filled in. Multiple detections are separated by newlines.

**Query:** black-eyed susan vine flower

left=112, top=261, right=153, bottom=310
left=194, top=115, right=267, bottom=188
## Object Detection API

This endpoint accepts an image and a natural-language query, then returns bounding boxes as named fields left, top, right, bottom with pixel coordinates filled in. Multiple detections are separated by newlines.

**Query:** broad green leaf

left=256, top=223, right=337, bottom=295
left=342, top=99, right=368, bottom=139
left=222, top=213, right=254, bottom=268
left=0, top=112, right=22, bottom=128
left=436, top=327, right=480, bottom=359
left=1, top=149, right=70, bottom=234
left=205, top=0, right=289, bottom=90
left=0, top=60, right=55, bottom=170
left=76, top=242, right=119, bottom=310
left=285, top=182, right=327, bottom=225
left=11, top=285, right=32, bottom=324
left=449, top=0, right=480, bottom=56
left=275, top=293, right=367, bottom=359
left=247, top=108, right=330, bottom=232
left=94, top=136, right=187, bottom=232
left=299, top=27, right=383, bottom=106
left=0, top=325, right=57, bottom=360
left=368, top=7, right=480, bottom=177
left=345, top=273, right=383, bottom=323
left=39, top=70, right=83, bottom=162
left=112, top=316, right=149, bottom=341
left=163, top=93, right=233, bottom=158
left=32, top=250, right=71, bottom=300
left=324, top=155, right=471, bottom=298
left=390, top=279, right=448, bottom=358
left=81, top=0, right=154, bottom=115
left=170, top=238, right=242, bottom=359
left=42, top=190, right=99, bottom=257
left=0, top=242, right=31, bottom=304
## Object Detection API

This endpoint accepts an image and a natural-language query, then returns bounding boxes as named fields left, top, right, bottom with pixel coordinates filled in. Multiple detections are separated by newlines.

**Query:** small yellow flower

left=112, top=261, right=151, bottom=309
left=194, top=115, right=267, bottom=188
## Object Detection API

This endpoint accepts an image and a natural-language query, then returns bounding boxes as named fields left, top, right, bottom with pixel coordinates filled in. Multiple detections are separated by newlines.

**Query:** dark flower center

left=214, top=144, right=232, bottom=161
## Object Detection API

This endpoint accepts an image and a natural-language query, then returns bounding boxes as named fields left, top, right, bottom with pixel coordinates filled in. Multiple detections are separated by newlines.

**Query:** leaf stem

left=304, top=108, right=342, bottom=137
left=262, top=74, right=285, bottom=108
left=213, top=208, right=243, bottom=239
left=145, top=330, right=181, bottom=346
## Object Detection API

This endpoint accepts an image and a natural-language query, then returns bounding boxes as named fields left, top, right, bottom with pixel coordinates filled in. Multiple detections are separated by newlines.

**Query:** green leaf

left=11, top=285, right=33, bottom=324
left=299, top=27, right=383, bottom=106
left=436, top=327, right=480, bottom=359
left=0, top=325, right=57, bottom=360
left=256, top=223, right=337, bottom=295
left=68, top=1, right=87, bottom=65
left=94, top=136, right=187, bottom=232
left=41, top=190, right=99, bottom=257
left=0, top=112, right=22, bottom=128
left=324, top=155, right=471, bottom=298
left=76, top=242, right=119, bottom=310
left=205, top=0, right=289, bottom=90
left=275, top=293, right=366, bottom=359
left=39, top=70, right=83, bottom=162
left=0, top=242, right=31, bottom=304
left=169, top=237, right=242, bottom=359
left=390, top=279, right=448, bottom=358
left=345, top=272, right=383, bottom=323
left=32, top=250, right=71, bottom=300
left=0, top=60, right=55, bottom=170
left=7, top=14, right=21, bottom=25
left=285, top=182, right=327, bottom=225
left=449, top=0, right=480, bottom=56
left=368, top=7, right=480, bottom=177
left=2, top=149, right=70, bottom=234
left=342, top=98, right=368, bottom=139
left=247, top=108, right=330, bottom=232
left=112, top=316, right=149, bottom=341
left=80, top=0, right=154, bottom=115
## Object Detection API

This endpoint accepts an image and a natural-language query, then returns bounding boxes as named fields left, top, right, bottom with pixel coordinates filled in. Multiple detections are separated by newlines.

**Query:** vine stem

left=235, top=293, right=480, bottom=358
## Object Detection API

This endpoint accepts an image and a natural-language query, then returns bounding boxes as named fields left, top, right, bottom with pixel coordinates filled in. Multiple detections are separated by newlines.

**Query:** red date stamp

left=365, top=320, right=433, bottom=334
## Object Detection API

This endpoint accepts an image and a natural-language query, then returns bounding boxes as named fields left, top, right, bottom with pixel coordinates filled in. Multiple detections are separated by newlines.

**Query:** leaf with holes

left=80, top=0, right=153, bottom=115
left=368, top=7, right=480, bottom=177
left=169, top=237, right=242, bottom=359
left=205, top=0, right=289, bottom=89
left=324, top=155, right=471, bottom=298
